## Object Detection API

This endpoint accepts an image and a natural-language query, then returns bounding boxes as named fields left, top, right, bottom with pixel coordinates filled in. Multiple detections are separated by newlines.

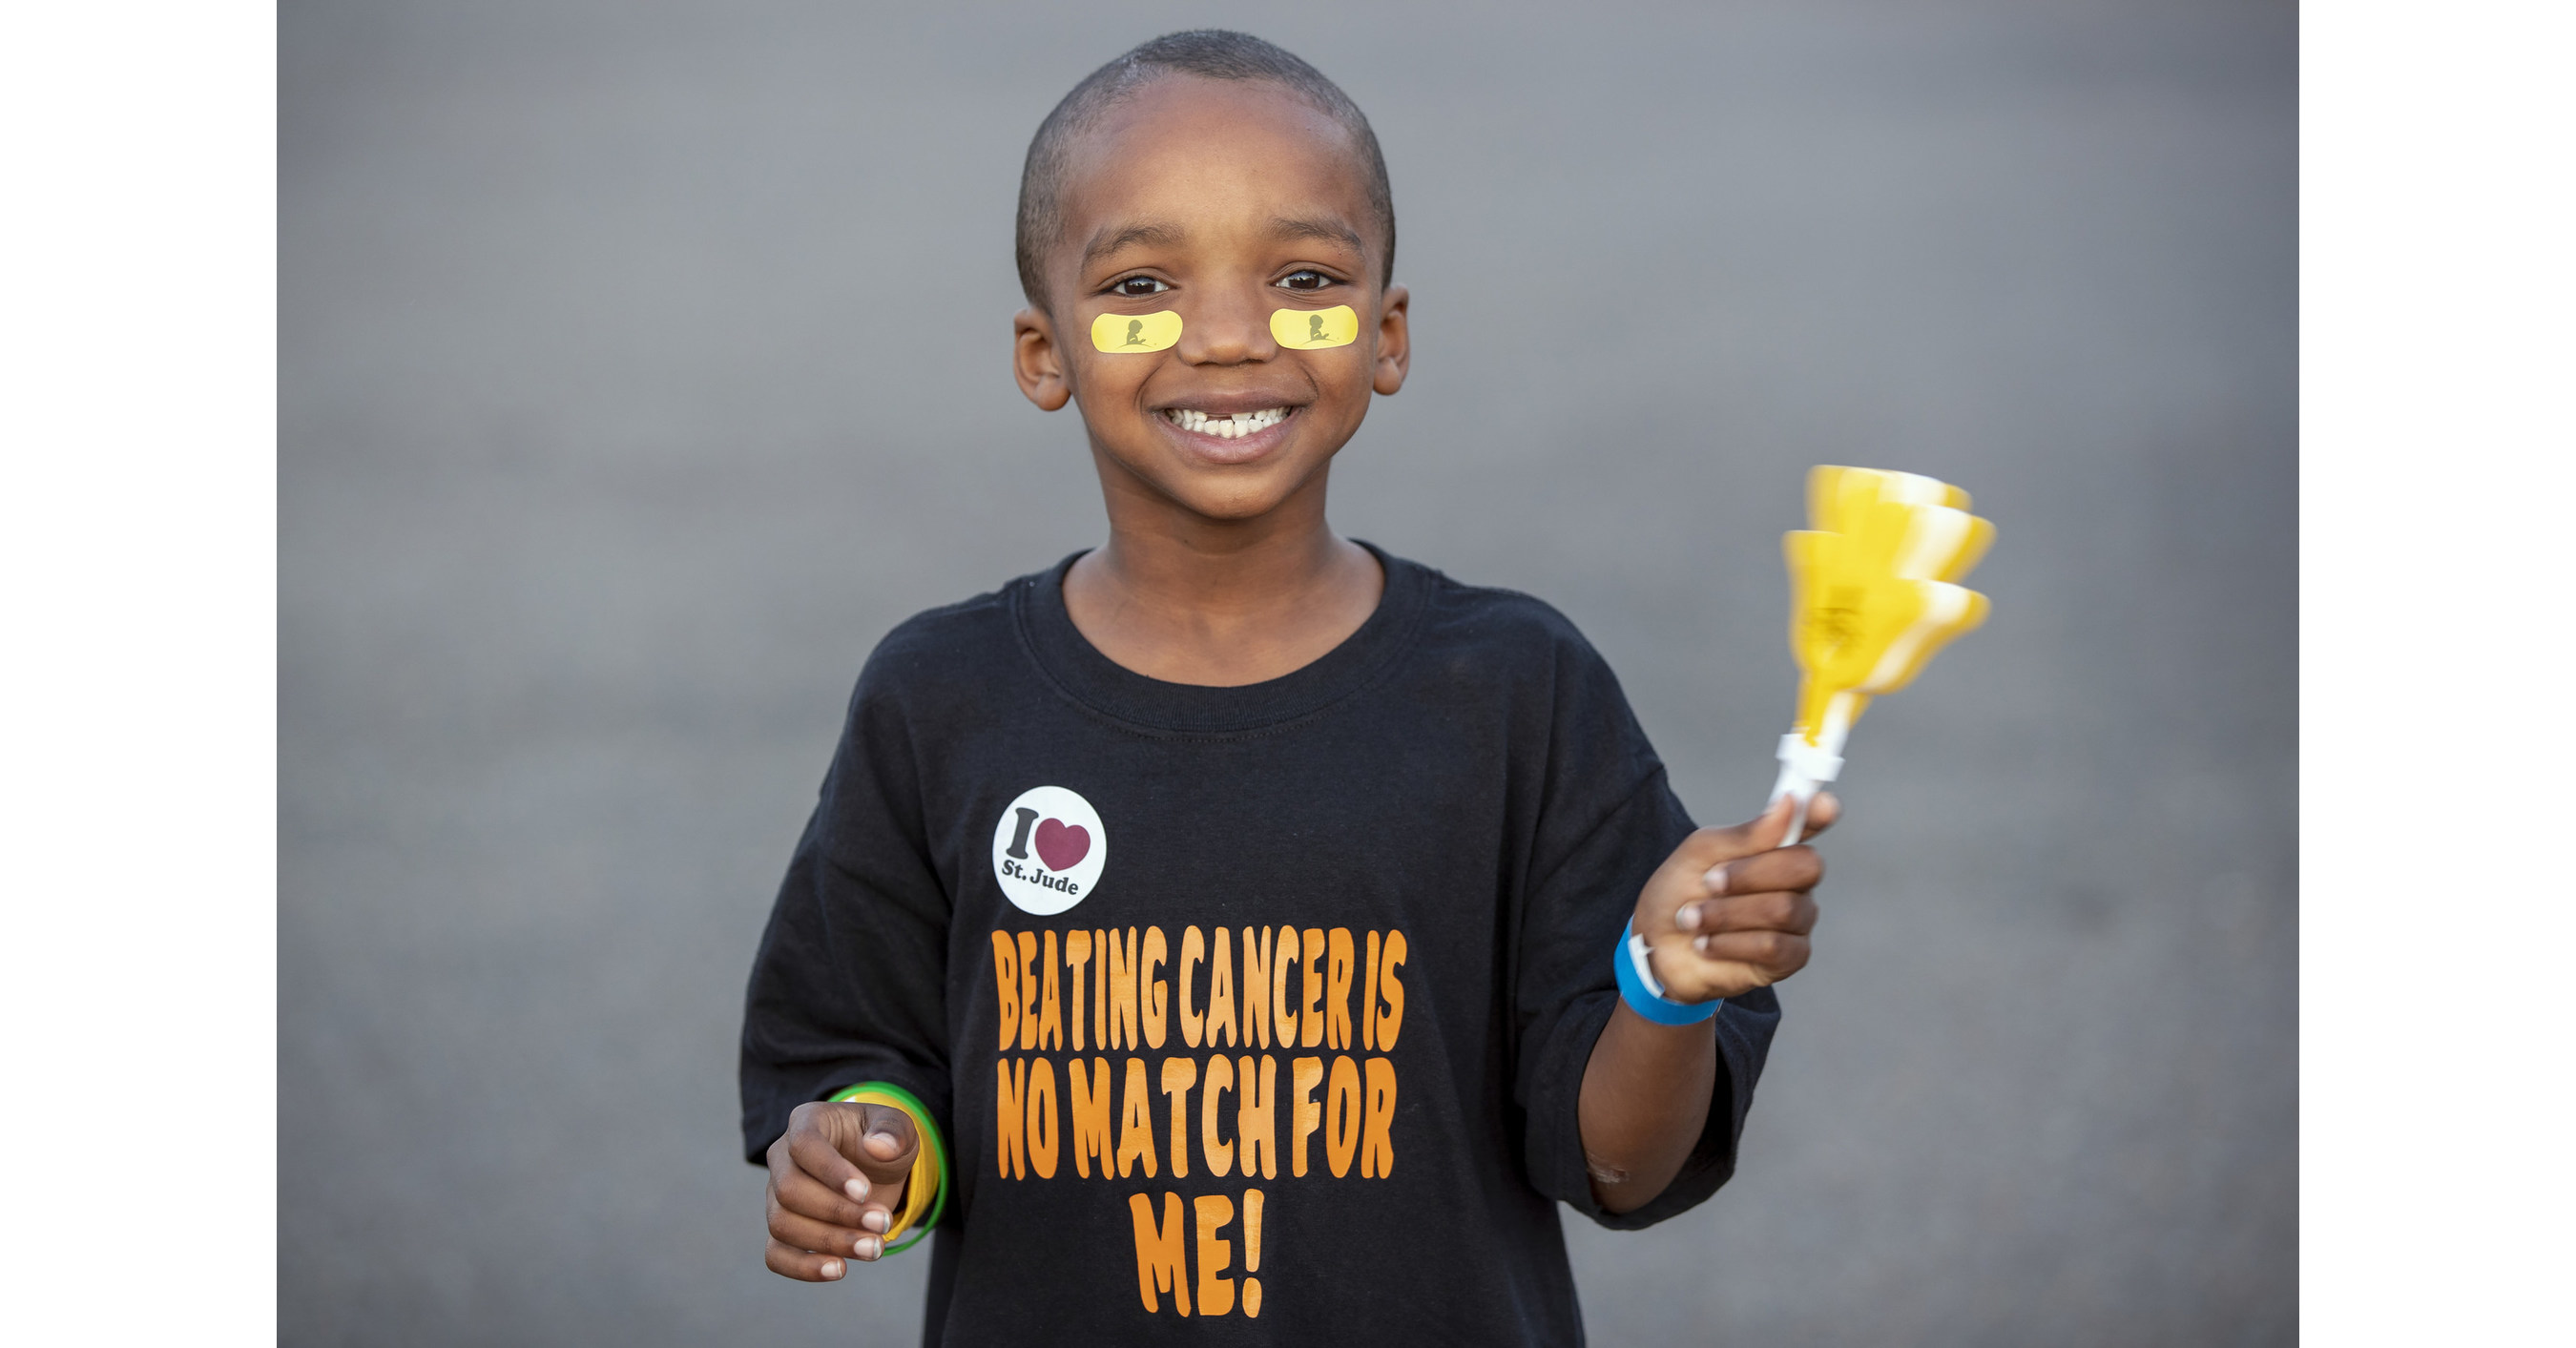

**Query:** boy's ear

left=1372, top=284, right=1411, bottom=397
left=1013, top=307, right=1074, bottom=411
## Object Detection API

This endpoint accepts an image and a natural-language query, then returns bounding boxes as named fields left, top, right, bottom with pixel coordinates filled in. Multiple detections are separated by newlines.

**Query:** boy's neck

left=1063, top=478, right=1385, bottom=688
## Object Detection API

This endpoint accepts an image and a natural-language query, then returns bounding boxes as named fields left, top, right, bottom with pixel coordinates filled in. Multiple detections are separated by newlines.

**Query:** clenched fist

left=763, top=1100, right=921, bottom=1281
left=1629, top=792, right=1836, bottom=1004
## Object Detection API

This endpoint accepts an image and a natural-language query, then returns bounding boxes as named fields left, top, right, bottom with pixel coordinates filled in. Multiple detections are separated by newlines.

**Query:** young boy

left=740, top=31, right=1833, bottom=1344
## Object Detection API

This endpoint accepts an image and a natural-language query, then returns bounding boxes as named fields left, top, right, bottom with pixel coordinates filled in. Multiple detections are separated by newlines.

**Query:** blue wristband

left=1613, top=919, right=1724, bottom=1026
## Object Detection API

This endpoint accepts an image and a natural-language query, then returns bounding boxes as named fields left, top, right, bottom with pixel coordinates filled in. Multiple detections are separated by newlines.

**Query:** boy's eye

left=1111, top=276, right=1169, bottom=297
left=1279, top=270, right=1331, bottom=292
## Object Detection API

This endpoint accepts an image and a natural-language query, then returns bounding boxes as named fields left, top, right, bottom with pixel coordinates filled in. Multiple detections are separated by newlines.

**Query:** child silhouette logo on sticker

left=990, top=784, right=1109, bottom=915
left=1124, top=319, right=1147, bottom=346
left=1306, top=312, right=1326, bottom=343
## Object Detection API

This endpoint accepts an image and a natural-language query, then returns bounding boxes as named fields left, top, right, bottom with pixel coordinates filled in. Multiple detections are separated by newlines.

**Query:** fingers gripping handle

left=1770, top=733, right=1844, bottom=844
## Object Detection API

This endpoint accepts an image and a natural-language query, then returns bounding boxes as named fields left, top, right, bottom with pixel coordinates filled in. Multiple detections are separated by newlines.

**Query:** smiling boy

left=740, top=31, right=1832, bottom=1345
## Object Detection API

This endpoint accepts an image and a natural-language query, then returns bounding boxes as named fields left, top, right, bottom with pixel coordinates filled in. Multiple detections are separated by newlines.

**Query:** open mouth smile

left=1161, top=405, right=1292, bottom=439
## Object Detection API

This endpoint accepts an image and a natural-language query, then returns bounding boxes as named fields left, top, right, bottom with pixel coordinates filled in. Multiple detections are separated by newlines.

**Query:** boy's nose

left=1177, top=294, right=1276, bottom=365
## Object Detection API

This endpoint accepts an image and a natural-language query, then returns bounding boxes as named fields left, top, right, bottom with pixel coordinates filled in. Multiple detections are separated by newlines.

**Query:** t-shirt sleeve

left=738, top=660, right=956, bottom=1165
left=1510, top=628, right=1783, bottom=1230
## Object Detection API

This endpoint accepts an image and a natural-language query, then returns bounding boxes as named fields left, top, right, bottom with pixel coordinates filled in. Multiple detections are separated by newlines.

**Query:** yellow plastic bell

left=1772, top=467, right=1993, bottom=836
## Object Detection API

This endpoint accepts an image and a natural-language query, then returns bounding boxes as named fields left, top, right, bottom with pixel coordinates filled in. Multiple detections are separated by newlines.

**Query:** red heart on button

left=1033, top=819, right=1091, bottom=871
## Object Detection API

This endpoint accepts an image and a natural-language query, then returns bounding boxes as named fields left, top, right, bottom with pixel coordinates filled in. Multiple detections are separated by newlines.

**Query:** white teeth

left=1164, top=406, right=1288, bottom=437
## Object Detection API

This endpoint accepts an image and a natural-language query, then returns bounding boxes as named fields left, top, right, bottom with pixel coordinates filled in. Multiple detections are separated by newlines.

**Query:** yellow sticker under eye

left=1091, top=310, right=1182, bottom=353
left=1270, top=305, right=1359, bottom=350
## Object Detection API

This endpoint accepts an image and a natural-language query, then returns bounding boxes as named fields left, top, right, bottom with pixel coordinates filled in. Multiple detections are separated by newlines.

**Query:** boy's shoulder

left=1405, top=554, right=1618, bottom=676
left=1414, top=562, right=1588, bottom=640
left=866, top=580, right=1018, bottom=661
left=850, top=572, right=1029, bottom=704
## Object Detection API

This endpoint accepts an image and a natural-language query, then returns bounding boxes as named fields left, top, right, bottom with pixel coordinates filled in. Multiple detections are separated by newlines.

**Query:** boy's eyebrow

left=1079, top=216, right=1368, bottom=270
left=1081, top=221, right=1187, bottom=268
left=1267, top=215, right=1365, bottom=253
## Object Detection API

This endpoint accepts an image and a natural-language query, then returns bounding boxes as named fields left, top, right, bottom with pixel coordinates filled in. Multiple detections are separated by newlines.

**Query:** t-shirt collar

left=1014, top=540, right=1430, bottom=735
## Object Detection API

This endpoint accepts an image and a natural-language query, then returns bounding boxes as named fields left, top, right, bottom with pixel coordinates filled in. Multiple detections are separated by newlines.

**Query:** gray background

left=280, top=2, right=2296, bottom=1342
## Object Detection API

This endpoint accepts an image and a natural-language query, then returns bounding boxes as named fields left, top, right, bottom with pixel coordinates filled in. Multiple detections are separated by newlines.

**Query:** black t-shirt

left=739, top=546, right=1780, bottom=1346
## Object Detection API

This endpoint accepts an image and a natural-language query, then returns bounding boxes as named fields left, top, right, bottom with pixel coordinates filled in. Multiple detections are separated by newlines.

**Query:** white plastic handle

left=1769, top=732, right=1844, bottom=846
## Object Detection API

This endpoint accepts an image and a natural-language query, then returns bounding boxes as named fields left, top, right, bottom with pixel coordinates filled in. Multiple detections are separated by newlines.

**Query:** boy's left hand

left=1631, top=792, right=1837, bottom=1004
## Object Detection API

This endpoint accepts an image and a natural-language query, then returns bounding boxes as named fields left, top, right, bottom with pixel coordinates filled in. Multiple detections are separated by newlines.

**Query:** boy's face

left=1012, top=77, right=1409, bottom=525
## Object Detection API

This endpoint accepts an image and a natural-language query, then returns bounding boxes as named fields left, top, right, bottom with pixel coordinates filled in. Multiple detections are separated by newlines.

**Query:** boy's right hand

left=763, top=1100, right=920, bottom=1280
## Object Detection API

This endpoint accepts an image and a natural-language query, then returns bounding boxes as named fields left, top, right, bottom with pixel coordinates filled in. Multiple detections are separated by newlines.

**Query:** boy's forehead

left=1051, top=77, right=1377, bottom=273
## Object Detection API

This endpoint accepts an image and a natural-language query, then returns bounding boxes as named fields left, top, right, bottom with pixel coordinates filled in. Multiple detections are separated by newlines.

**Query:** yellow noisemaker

left=1270, top=304, right=1359, bottom=350
left=1091, top=310, right=1182, bottom=353
left=1772, top=467, right=1994, bottom=839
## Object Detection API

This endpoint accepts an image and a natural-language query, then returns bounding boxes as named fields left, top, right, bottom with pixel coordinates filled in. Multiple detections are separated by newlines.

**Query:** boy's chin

left=1102, top=449, right=1319, bottom=524
left=1089, top=427, right=1333, bottom=524
left=1153, top=473, right=1312, bottom=524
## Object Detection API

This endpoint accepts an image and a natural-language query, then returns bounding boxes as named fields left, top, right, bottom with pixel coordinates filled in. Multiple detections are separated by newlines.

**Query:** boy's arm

left=1577, top=793, right=1832, bottom=1213
left=741, top=668, right=958, bottom=1276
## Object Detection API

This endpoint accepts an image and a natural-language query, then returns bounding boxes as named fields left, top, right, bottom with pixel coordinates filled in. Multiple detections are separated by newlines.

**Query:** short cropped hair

left=1014, top=31, right=1396, bottom=310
